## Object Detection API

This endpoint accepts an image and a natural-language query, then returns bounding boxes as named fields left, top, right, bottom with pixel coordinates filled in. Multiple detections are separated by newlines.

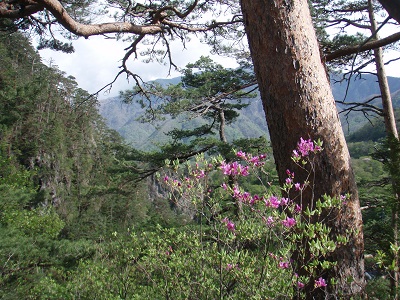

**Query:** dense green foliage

left=347, top=113, right=400, bottom=296
left=0, top=31, right=159, bottom=298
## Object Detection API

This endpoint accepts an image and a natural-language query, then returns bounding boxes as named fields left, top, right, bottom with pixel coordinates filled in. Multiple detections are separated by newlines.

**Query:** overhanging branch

left=326, top=31, right=400, bottom=61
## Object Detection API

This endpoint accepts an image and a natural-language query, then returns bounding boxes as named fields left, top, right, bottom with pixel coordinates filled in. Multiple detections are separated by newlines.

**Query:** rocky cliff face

left=147, top=172, right=197, bottom=222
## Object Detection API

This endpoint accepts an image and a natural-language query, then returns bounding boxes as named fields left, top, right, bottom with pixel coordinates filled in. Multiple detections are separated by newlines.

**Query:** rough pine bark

left=240, top=0, right=365, bottom=298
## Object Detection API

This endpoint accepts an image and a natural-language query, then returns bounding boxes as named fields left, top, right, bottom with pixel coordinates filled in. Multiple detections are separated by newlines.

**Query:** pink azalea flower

left=315, top=277, right=327, bottom=288
left=340, top=194, right=348, bottom=205
left=250, top=194, right=260, bottom=205
left=278, top=259, right=290, bottom=269
left=221, top=161, right=232, bottom=175
left=254, top=161, right=265, bottom=167
left=240, top=165, right=250, bottom=176
left=266, top=196, right=280, bottom=208
left=266, top=216, right=274, bottom=227
left=259, top=154, right=267, bottom=160
left=280, top=197, right=290, bottom=206
left=222, top=218, right=235, bottom=232
left=231, top=161, right=239, bottom=174
left=226, top=221, right=235, bottom=232
left=173, top=179, right=182, bottom=187
left=268, top=252, right=277, bottom=259
left=195, top=169, right=205, bottom=179
left=297, top=282, right=305, bottom=289
left=236, top=150, right=247, bottom=159
left=286, top=169, right=294, bottom=177
left=242, top=192, right=251, bottom=203
left=232, top=185, right=241, bottom=198
left=282, top=217, right=296, bottom=228
left=297, top=137, right=314, bottom=157
left=249, top=156, right=259, bottom=164
left=220, top=161, right=249, bottom=177
left=314, top=144, right=322, bottom=152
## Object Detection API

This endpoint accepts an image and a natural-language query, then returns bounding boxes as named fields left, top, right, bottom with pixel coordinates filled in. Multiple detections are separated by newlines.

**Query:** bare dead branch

left=386, top=56, right=400, bottom=65
left=337, top=94, right=384, bottom=117
left=324, top=18, right=370, bottom=29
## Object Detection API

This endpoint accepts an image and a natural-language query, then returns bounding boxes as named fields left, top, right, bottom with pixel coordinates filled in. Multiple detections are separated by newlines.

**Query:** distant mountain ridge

left=331, top=74, right=400, bottom=104
left=99, top=74, right=400, bottom=150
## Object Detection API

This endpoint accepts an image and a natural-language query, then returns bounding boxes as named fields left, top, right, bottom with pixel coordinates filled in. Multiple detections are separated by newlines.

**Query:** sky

left=38, top=26, right=400, bottom=100
left=38, top=36, right=238, bottom=99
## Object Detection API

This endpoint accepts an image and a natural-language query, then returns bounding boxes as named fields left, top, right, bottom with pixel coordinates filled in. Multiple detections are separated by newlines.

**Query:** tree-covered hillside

left=0, top=31, right=155, bottom=235
left=0, top=31, right=165, bottom=298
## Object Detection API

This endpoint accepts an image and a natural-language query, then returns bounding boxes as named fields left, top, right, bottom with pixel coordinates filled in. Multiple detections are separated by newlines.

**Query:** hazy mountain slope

left=331, top=74, right=400, bottom=104
left=99, top=74, right=400, bottom=150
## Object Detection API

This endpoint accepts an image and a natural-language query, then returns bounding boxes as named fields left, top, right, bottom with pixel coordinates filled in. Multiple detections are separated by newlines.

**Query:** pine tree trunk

left=218, top=109, right=227, bottom=143
left=368, top=1, right=400, bottom=298
left=240, top=0, right=365, bottom=298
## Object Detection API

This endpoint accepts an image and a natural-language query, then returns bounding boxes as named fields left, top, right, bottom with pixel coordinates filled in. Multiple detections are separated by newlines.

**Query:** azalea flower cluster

left=219, top=151, right=268, bottom=177
left=236, top=151, right=267, bottom=167
left=225, top=263, right=240, bottom=271
left=217, top=144, right=332, bottom=291
left=294, top=275, right=327, bottom=290
left=220, top=161, right=249, bottom=176
left=162, top=138, right=336, bottom=294
left=283, top=168, right=306, bottom=193
left=220, top=150, right=302, bottom=231
left=278, top=257, right=290, bottom=269
left=292, top=137, right=323, bottom=163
